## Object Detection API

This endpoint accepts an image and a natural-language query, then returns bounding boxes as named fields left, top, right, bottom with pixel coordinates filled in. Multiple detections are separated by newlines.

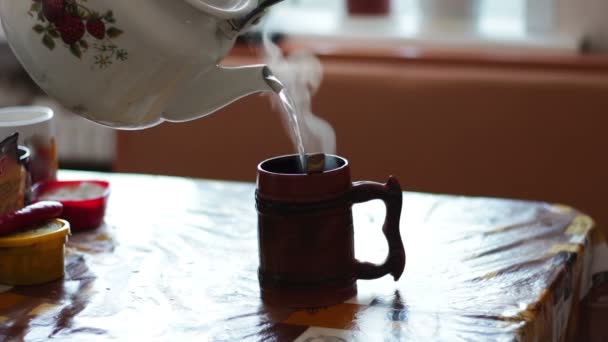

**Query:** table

left=0, top=171, right=599, bottom=341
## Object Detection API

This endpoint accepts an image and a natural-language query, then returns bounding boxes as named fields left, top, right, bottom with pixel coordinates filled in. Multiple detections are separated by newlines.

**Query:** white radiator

left=32, top=97, right=116, bottom=165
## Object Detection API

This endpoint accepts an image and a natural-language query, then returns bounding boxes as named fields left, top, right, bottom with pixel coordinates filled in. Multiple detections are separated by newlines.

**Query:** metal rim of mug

left=258, top=154, right=348, bottom=176
left=0, top=106, right=54, bottom=127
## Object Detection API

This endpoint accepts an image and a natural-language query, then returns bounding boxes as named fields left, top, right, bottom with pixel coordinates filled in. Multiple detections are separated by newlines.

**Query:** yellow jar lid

left=0, top=219, right=70, bottom=247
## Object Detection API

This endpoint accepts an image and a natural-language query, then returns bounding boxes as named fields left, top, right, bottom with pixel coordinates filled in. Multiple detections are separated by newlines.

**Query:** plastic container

left=0, top=219, right=70, bottom=285
left=33, top=180, right=110, bottom=231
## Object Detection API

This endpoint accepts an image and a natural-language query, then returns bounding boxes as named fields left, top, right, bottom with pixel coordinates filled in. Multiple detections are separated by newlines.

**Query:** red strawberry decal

left=42, top=0, right=65, bottom=24
left=57, top=14, right=85, bottom=45
left=86, top=18, right=105, bottom=40
left=29, top=0, right=127, bottom=68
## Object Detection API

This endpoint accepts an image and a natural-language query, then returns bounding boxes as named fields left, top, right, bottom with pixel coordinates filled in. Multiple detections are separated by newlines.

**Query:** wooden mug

left=256, top=154, right=405, bottom=308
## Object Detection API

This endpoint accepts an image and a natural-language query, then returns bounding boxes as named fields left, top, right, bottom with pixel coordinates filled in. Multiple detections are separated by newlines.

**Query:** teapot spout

left=163, top=65, right=274, bottom=123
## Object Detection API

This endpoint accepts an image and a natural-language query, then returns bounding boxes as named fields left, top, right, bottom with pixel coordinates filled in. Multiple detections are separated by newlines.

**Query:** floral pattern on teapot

left=28, top=0, right=128, bottom=69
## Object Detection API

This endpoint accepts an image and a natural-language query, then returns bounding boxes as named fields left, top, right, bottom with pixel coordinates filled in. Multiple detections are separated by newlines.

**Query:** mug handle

left=350, top=176, right=406, bottom=281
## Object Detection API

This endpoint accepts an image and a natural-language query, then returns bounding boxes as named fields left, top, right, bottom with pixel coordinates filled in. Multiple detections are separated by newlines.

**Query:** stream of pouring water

left=277, top=90, right=308, bottom=171
left=263, top=70, right=307, bottom=171
left=262, top=20, right=337, bottom=173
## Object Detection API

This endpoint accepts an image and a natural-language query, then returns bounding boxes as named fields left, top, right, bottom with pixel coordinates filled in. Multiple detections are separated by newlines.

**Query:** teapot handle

left=237, top=0, right=285, bottom=29
left=183, top=0, right=257, bottom=19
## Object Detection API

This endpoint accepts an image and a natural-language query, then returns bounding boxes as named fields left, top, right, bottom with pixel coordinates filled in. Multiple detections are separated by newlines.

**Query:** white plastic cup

left=0, top=106, right=57, bottom=184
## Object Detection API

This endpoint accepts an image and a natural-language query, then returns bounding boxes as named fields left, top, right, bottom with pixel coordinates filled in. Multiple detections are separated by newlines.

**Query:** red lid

left=32, top=180, right=110, bottom=231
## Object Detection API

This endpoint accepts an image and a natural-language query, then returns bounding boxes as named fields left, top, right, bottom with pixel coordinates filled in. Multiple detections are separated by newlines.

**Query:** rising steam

left=262, top=22, right=336, bottom=155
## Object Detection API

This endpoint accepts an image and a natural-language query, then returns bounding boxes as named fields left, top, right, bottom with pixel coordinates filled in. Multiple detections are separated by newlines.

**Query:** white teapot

left=0, top=0, right=283, bottom=129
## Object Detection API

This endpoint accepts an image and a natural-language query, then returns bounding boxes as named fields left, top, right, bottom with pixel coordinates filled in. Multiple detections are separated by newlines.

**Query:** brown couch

left=116, top=47, right=608, bottom=229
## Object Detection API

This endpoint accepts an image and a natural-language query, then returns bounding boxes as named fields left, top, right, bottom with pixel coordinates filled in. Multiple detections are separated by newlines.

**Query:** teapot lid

left=183, top=0, right=258, bottom=19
